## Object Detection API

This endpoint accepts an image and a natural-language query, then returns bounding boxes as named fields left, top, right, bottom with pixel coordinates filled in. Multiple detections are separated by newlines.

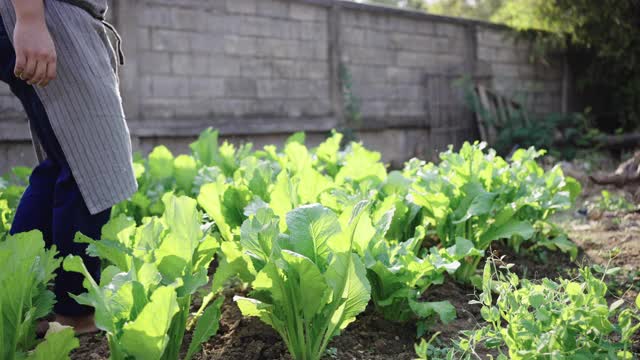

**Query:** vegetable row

left=0, top=129, right=601, bottom=360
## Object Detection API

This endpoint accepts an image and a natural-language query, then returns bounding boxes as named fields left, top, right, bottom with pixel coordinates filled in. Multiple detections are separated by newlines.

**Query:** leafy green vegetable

left=28, top=327, right=79, bottom=360
left=233, top=204, right=371, bottom=360
left=410, top=142, right=579, bottom=283
left=185, top=297, right=224, bottom=360
left=68, top=194, right=220, bottom=360
left=0, top=231, right=73, bottom=360
left=356, top=205, right=459, bottom=326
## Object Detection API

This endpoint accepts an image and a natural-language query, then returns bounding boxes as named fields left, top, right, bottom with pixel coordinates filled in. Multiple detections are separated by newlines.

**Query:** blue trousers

left=1, top=15, right=109, bottom=316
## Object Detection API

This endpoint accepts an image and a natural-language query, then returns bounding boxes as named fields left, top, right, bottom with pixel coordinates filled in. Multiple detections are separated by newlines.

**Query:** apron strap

left=56, top=0, right=125, bottom=65
left=100, top=19, right=125, bottom=66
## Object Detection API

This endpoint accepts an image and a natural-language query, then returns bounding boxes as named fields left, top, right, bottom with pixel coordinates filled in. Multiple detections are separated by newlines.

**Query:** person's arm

left=11, top=0, right=56, bottom=87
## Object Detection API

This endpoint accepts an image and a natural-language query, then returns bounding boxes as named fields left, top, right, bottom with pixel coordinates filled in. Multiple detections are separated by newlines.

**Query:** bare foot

left=54, top=314, right=99, bottom=335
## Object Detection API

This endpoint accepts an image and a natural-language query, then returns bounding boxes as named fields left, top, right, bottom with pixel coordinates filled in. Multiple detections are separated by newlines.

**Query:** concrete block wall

left=476, top=27, right=565, bottom=112
left=0, top=0, right=570, bottom=173
left=136, top=0, right=332, bottom=121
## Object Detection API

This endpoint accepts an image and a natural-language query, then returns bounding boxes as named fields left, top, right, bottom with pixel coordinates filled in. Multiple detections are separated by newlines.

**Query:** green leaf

left=198, top=183, right=233, bottom=242
left=285, top=204, right=341, bottom=267
left=563, top=177, right=582, bottom=203
left=0, top=231, right=60, bottom=358
left=148, top=146, right=175, bottom=180
left=409, top=300, right=457, bottom=324
left=480, top=306, right=500, bottom=322
left=269, top=170, right=296, bottom=227
left=211, top=241, right=256, bottom=293
left=63, top=256, right=117, bottom=334
left=157, top=195, right=202, bottom=273
left=335, top=143, right=387, bottom=185
left=74, top=233, right=131, bottom=272
left=28, top=327, right=79, bottom=360
left=314, top=131, right=343, bottom=177
left=185, top=297, right=224, bottom=360
left=120, top=286, right=180, bottom=360
left=331, top=201, right=375, bottom=255
left=234, top=296, right=277, bottom=328
left=479, top=220, right=534, bottom=246
left=325, top=252, right=371, bottom=334
left=174, top=155, right=197, bottom=193
left=281, top=250, right=329, bottom=319
left=451, top=237, right=484, bottom=258
left=189, top=128, right=219, bottom=167
left=636, top=294, right=640, bottom=309
left=221, top=186, right=251, bottom=229
left=286, top=132, right=306, bottom=145
left=284, top=142, right=312, bottom=174
left=240, top=208, right=280, bottom=266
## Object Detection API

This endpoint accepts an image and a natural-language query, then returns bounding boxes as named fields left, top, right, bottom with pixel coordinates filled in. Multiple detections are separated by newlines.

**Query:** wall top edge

left=296, top=0, right=513, bottom=32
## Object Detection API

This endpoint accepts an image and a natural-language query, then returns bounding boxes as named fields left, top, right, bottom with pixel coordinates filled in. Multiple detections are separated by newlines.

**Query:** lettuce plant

left=343, top=200, right=458, bottom=328
left=233, top=204, right=371, bottom=360
left=0, top=230, right=79, bottom=360
left=67, top=194, right=221, bottom=360
left=409, top=142, right=579, bottom=283
left=364, top=223, right=459, bottom=327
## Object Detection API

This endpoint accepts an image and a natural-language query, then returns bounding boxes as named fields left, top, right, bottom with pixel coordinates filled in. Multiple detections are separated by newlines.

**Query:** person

left=0, top=0, right=137, bottom=334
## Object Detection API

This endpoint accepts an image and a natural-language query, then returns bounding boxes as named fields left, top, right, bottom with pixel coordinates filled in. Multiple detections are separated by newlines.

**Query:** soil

left=70, top=169, right=640, bottom=360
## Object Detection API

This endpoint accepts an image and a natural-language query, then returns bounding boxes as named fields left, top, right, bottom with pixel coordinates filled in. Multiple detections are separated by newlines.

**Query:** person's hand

left=13, top=17, right=57, bottom=87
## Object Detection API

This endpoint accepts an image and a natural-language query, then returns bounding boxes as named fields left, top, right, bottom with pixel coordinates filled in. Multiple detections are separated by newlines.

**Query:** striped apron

left=0, top=0, right=137, bottom=214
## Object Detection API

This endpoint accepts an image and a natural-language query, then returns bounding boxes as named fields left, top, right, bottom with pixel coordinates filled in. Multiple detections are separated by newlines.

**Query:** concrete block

left=303, top=61, right=329, bottom=80
left=139, top=75, right=154, bottom=98
left=190, top=33, right=225, bottom=53
left=257, top=79, right=288, bottom=98
left=171, top=8, right=210, bottom=31
left=296, top=22, right=327, bottom=41
left=151, top=75, right=190, bottom=97
left=139, top=51, right=171, bottom=74
left=391, top=17, right=419, bottom=33
left=257, top=0, right=289, bottom=18
left=239, top=58, right=272, bottom=78
left=436, top=22, right=466, bottom=38
left=343, top=27, right=366, bottom=45
left=358, top=129, right=407, bottom=166
left=224, top=78, right=258, bottom=98
left=385, top=67, right=416, bottom=84
left=271, top=59, right=298, bottom=79
left=138, top=27, right=151, bottom=50
left=189, top=77, right=225, bottom=98
left=226, top=0, right=256, bottom=14
left=209, top=99, right=254, bottom=116
left=151, top=29, right=191, bottom=52
left=172, top=54, right=209, bottom=75
left=346, top=46, right=394, bottom=65
left=396, top=51, right=432, bottom=68
left=251, top=99, right=286, bottom=114
left=209, top=55, right=241, bottom=76
left=289, top=3, right=326, bottom=22
left=364, top=29, right=391, bottom=48
left=287, top=80, right=329, bottom=100
left=224, top=35, right=258, bottom=56
left=140, top=6, right=173, bottom=28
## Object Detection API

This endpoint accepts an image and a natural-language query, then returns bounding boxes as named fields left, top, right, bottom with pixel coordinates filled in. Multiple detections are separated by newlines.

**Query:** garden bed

left=3, top=131, right=638, bottom=360
left=70, top=182, right=640, bottom=359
